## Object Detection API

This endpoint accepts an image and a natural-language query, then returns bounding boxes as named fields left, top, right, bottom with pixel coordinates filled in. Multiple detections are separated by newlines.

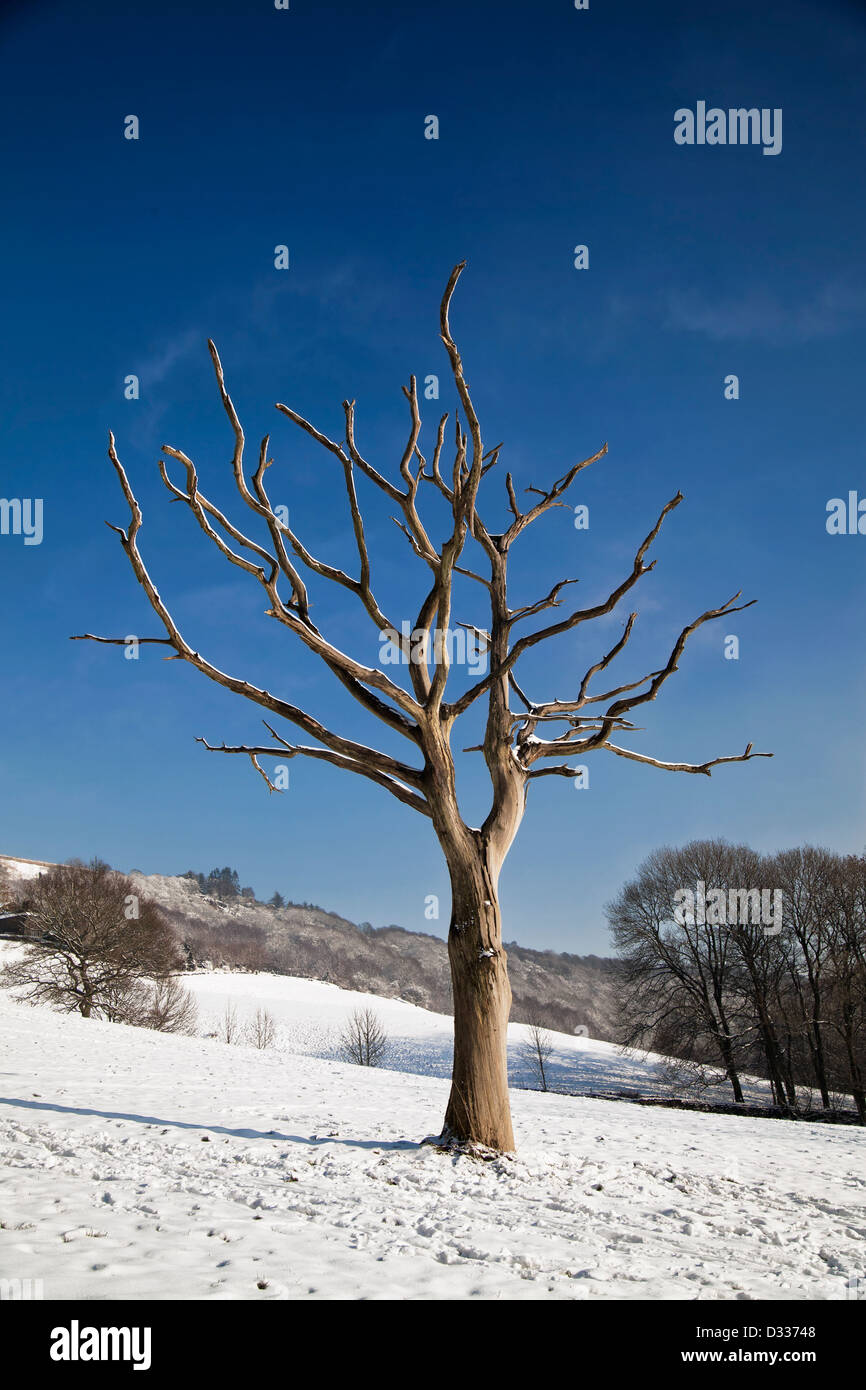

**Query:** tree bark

left=809, top=1015, right=831, bottom=1109
left=841, top=1020, right=866, bottom=1124
left=717, top=1030, right=744, bottom=1104
left=712, top=988, right=744, bottom=1103
left=441, top=845, right=515, bottom=1152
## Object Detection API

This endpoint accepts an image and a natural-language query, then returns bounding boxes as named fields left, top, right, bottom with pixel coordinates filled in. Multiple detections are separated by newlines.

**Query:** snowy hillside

left=1, top=956, right=864, bottom=1300
left=0, top=854, right=620, bottom=1039
left=182, top=968, right=790, bottom=1105
left=0, top=855, right=53, bottom=882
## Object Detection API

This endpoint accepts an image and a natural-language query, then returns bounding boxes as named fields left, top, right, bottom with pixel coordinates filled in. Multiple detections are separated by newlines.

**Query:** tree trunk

left=78, top=963, right=93, bottom=1019
left=718, top=1031, right=744, bottom=1104
left=841, top=1023, right=866, bottom=1124
left=713, top=993, right=744, bottom=1103
left=810, top=1020, right=831, bottom=1109
left=757, top=1014, right=790, bottom=1110
left=441, top=847, right=515, bottom=1151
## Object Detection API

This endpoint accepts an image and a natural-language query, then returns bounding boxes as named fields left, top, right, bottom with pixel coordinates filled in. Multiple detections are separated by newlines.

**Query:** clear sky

left=1, top=0, right=865, bottom=953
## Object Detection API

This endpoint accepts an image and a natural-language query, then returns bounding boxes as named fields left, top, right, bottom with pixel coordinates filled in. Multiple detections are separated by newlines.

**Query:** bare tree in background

left=610, top=840, right=866, bottom=1121
left=523, top=1016, right=554, bottom=1092
left=105, top=974, right=199, bottom=1035
left=824, top=855, right=866, bottom=1122
left=340, top=1007, right=388, bottom=1067
left=0, top=874, right=18, bottom=914
left=247, top=1006, right=277, bottom=1050
left=770, top=847, right=835, bottom=1110
left=139, top=977, right=199, bottom=1035
left=73, top=264, right=769, bottom=1151
left=0, top=860, right=181, bottom=1020
left=607, top=841, right=755, bottom=1105
left=218, top=1002, right=240, bottom=1045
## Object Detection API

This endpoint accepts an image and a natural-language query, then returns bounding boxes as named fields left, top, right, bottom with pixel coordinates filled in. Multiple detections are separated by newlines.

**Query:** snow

left=1, top=955, right=864, bottom=1300
left=184, top=968, right=698, bottom=1093
left=1, top=857, right=51, bottom=882
left=179, top=970, right=818, bottom=1105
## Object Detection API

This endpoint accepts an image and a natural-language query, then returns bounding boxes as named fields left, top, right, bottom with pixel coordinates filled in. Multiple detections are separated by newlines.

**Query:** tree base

left=421, top=1128, right=516, bottom=1162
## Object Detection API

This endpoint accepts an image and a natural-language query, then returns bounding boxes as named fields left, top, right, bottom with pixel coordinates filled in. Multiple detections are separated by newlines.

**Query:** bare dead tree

left=72, top=263, right=770, bottom=1152
left=340, top=1007, right=388, bottom=1067
left=523, top=1016, right=554, bottom=1092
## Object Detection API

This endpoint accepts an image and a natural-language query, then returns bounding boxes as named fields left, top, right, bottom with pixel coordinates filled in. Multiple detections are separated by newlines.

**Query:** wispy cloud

left=521, top=276, right=866, bottom=364
left=663, top=281, right=866, bottom=345
left=135, top=328, right=202, bottom=390
left=116, top=327, right=205, bottom=447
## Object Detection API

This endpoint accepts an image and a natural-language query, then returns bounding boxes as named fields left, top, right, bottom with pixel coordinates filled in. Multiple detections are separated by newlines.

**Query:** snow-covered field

left=1, top=953, right=865, bottom=1301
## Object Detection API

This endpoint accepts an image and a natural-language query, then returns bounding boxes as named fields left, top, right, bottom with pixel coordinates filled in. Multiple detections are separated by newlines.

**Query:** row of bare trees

left=607, top=841, right=866, bottom=1121
left=216, top=1000, right=388, bottom=1064
left=215, top=1002, right=277, bottom=1048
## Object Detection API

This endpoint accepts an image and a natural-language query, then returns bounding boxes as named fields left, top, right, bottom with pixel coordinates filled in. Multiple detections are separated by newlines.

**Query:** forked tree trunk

left=442, top=846, right=515, bottom=1152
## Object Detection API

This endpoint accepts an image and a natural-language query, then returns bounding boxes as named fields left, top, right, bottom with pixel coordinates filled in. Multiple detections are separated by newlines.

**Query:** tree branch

left=502, top=443, right=608, bottom=547
left=527, top=743, right=772, bottom=780
left=83, top=435, right=425, bottom=764
left=197, top=735, right=432, bottom=816
left=446, top=491, right=683, bottom=720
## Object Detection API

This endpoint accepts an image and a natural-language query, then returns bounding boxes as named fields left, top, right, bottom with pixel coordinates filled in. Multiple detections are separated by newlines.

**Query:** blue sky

left=1, top=0, right=865, bottom=953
